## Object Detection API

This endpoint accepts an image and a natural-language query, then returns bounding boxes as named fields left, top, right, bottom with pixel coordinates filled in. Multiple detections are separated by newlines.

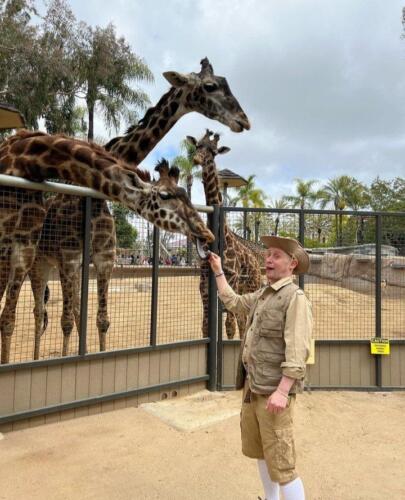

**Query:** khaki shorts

left=240, top=383, right=297, bottom=484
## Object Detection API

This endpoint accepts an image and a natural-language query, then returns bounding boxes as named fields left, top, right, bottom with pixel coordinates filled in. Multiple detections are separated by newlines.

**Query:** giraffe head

left=187, top=129, right=231, bottom=165
left=163, top=58, right=250, bottom=133
left=125, top=159, right=214, bottom=246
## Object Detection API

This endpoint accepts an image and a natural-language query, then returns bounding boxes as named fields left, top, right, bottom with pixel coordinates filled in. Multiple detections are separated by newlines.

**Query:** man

left=208, top=235, right=312, bottom=500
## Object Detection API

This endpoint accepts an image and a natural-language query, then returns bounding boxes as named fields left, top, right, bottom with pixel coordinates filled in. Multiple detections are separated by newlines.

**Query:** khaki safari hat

left=260, top=235, right=310, bottom=274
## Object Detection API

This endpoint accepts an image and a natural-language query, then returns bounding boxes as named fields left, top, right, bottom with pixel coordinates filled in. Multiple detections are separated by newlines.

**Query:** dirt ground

left=0, top=390, right=404, bottom=500
left=4, top=274, right=405, bottom=363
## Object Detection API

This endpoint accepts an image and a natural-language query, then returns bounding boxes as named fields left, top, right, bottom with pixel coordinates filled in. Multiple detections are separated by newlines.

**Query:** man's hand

left=266, top=390, right=288, bottom=414
left=207, top=252, right=223, bottom=275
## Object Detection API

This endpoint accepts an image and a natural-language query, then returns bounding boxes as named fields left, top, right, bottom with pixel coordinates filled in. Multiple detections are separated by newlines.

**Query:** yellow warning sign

left=370, top=338, right=390, bottom=355
left=306, top=339, right=315, bottom=364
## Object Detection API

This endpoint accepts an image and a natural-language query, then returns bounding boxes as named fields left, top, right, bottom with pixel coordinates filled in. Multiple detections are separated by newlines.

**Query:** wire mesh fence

left=2, top=176, right=405, bottom=366
left=222, top=207, right=405, bottom=342
left=0, top=183, right=210, bottom=365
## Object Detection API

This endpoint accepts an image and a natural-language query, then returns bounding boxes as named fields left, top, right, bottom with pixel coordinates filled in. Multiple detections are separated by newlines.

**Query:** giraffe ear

left=186, top=136, right=197, bottom=147
left=163, top=71, right=191, bottom=87
left=218, top=146, right=231, bottom=155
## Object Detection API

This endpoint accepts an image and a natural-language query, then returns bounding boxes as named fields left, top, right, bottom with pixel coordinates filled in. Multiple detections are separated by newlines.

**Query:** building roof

left=0, top=104, right=25, bottom=130
left=217, top=168, right=248, bottom=188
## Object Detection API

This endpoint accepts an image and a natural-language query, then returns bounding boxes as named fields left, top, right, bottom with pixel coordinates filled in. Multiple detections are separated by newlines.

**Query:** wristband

left=215, top=271, right=225, bottom=278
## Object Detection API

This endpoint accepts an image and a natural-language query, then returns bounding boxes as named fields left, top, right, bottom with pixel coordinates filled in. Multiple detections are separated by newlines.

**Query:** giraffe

left=31, top=56, right=251, bottom=358
left=187, top=130, right=262, bottom=339
left=0, top=130, right=214, bottom=363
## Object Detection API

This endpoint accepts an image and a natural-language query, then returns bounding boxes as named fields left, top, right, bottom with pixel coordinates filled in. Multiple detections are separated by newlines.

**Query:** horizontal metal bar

left=221, top=339, right=405, bottom=346
left=223, top=206, right=405, bottom=217
left=0, top=338, right=210, bottom=373
left=306, top=386, right=405, bottom=392
left=0, top=174, right=213, bottom=213
left=220, top=384, right=405, bottom=392
left=194, top=204, right=214, bottom=213
left=0, top=173, right=107, bottom=199
left=0, top=375, right=209, bottom=424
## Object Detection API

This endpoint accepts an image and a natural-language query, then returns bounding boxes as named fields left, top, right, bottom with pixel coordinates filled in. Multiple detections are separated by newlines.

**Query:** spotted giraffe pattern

left=29, top=57, right=251, bottom=358
left=0, top=130, right=213, bottom=363
left=187, top=130, right=262, bottom=339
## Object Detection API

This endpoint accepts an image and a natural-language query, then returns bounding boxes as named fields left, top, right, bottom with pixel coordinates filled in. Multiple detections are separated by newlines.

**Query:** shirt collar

left=268, top=275, right=294, bottom=291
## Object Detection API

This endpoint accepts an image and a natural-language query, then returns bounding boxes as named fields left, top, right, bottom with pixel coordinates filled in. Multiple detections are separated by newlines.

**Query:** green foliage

left=76, top=22, right=154, bottom=139
left=234, top=174, right=266, bottom=208
left=172, top=139, right=201, bottom=199
left=0, top=0, right=152, bottom=136
left=111, top=203, right=138, bottom=248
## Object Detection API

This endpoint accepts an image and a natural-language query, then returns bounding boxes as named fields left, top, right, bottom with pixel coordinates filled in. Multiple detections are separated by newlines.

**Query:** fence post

left=216, top=206, right=226, bottom=390
left=207, top=205, right=220, bottom=391
left=299, top=209, right=305, bottom=290
left=79, top=196, right=92, bottom=356
left=150, top=227, right=160, bottom=347
left=375, top=214, right=382, bottom=387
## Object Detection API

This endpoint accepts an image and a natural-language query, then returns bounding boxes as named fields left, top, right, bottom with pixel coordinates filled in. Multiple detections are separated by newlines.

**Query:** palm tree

left=172, top=139, right=202, bottom=199
left=318, top=175, right=358, bottom=246
left=284, top=179, right=319, bottom=209
left=344, top=180, right=370, bottom=244
left=78, top=24, right=154, bottom=140
left=268, top=197, right=290, bottom=236
left=234, top=175, right=266, bottom=240
left=172, top=139, right=202, bottom=263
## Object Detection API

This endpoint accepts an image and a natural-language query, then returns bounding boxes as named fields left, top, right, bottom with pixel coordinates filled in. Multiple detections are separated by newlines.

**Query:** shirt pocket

left=260, top=317, right=283, bottom=338
left=257, top=315, right=285, bottom=360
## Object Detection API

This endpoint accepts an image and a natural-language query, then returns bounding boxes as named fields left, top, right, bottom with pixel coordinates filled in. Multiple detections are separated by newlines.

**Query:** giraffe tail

left=42, top=285, right=50, bottom=333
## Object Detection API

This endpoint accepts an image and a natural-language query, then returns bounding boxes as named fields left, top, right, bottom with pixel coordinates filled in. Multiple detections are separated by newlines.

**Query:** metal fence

left=0, top=176, right=218, bottom=367
left=1, top=176, right=405, bottom=402
left=218, top=206, right=405, bottom=391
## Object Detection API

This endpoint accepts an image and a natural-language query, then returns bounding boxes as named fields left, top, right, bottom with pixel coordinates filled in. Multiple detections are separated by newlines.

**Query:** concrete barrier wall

left=308, top=254, right=405, bottom=287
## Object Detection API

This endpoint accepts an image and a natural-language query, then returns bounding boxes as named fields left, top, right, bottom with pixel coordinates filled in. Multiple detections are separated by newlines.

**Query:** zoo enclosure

left=219, top=206, right=405, bottom=392
left=0, top=175, right=218, bottom=431
left=1, top=176, right=405, bottom=432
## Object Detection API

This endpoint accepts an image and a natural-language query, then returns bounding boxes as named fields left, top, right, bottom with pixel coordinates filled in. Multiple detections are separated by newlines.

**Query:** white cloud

left=67, top=0, right=405, bottom=205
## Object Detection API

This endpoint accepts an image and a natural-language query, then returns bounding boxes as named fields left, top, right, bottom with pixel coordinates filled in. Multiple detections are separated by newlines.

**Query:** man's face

left=265, top=247, right=297, bottom=284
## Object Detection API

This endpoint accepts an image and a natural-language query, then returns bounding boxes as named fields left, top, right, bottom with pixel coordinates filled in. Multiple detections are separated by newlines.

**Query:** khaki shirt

left=219, top=276, right=312, bottom=383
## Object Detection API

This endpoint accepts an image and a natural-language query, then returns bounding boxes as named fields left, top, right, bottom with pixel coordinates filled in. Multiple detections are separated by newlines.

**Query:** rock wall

left=308, top=253, right=405, bottom=287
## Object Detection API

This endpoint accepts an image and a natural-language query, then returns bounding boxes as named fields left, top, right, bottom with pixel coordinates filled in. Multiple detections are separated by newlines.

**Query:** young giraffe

left=31, top=56, right=251, bottom=358
left=187, top=130, right=262, bottom=339
left=0, top=130, right=214, bottom=363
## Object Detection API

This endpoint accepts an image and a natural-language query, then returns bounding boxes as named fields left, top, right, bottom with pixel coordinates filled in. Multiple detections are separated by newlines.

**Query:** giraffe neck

left=0, top=132, right=147, bottom=209
left=106, top=87, right=187, bottom=164
left=201, top=158, right=222, bottom=206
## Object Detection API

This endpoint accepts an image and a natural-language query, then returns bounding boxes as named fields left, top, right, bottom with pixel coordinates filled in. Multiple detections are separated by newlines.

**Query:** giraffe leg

left=224, top=274, right=239, bottom=340
left=29, top=256, right=50, bottom=360
left=236, top=314, right=247, bottom=340
left=199, top=261, right=210, bottom=338
left=0, top=245, right=35, bottom=364
left=59, top=264, right=80, bottom=357
left=72, top=270, right=81, bottom=339
left=0, top=258, right=10, bottom=303
left=93, top=256, right=113, bottom=352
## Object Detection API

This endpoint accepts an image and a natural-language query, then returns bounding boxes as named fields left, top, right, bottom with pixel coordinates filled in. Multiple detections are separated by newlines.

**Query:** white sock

left=280, top=477, right=305, bottom=500
left=257, top=459, right=280, bottom=500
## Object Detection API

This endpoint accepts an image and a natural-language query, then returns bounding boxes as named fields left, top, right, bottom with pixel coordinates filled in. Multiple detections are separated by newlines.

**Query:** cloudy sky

left=62, top=0, right=405, bottom=204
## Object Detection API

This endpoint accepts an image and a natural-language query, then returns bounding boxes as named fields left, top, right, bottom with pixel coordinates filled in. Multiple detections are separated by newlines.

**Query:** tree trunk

left=87, top=100, right=95, bottom=141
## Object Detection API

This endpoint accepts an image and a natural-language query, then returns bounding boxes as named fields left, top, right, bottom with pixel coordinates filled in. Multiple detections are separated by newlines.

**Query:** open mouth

left=196, top=238, right=211, bottom=260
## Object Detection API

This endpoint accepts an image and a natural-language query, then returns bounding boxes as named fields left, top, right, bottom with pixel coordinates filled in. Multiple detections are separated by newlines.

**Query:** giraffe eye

left=159, top=191, right=173, bottom=200
left=203, top=83, right=218, bottom=93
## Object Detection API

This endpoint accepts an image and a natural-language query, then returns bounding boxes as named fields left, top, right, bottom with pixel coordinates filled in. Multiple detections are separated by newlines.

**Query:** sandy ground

left=4, top=275, right=405, bottom=364
left=0, top=390, right=405, bottom=500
